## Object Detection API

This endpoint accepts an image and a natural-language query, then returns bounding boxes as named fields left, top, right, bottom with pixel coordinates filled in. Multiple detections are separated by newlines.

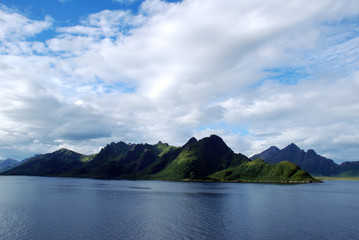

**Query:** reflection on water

left=0, top=176, right=358, bottom=240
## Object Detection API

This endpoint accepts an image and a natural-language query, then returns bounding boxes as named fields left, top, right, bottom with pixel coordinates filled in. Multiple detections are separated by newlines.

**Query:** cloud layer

left=1, top=0, right=359, bottom=162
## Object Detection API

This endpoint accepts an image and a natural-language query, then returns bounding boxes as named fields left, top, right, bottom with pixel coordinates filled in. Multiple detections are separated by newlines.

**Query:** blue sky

left=1, top=0, right=359, bottom=163
left=0, top=0, right=142, bottom=42
left=2, top=0, right=142, bottom=20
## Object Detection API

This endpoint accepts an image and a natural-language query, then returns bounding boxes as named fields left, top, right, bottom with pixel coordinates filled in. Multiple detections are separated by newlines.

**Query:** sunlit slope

left=209, top=159, right=317, bottom=183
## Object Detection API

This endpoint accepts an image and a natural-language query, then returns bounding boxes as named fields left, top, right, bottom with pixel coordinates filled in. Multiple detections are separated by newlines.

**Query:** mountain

left=153, top=135, right=249, bottom=180
left=0, top=158, right=19, bottom=173
left=251, top=146, right=280, bottom=160
left=2, top=135, right=319, bottom=183
left=4, top=148, right=89, bottom=176
left=72, top=141, right=178, bottom=179
left=251, top=143, right=359, bottom=177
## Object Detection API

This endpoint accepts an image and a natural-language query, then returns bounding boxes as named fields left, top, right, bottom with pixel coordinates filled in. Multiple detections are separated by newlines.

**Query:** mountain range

left=251, top=143, right=359, bottom=177
left=2, top=135, right=318, bottom=183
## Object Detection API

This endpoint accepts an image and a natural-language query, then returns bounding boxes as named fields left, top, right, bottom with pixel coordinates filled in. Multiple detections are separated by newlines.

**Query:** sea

left=0, top=176, right=358, bottom=240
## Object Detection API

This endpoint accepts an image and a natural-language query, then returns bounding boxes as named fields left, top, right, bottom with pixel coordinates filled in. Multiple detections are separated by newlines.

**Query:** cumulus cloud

left=0, top=5, right=53, bottom=56
left=1, top=0, right=359, bottom=162
left=0, top=7, right=52, bottom=41
left=57, top=9, right=143, bottom=38
left=219, top=73, right=359, bottom=160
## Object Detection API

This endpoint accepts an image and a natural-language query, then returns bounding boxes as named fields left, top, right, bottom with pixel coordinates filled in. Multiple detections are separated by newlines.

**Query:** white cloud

left=56, top=9, right=145, bottom=40
left=0, top=0, right=359, bottom=162
left=0, top=5, right=53, bottom=56
left=220, top=73, right=359, bottom=160
left=0, top=6, right=53, bottom=41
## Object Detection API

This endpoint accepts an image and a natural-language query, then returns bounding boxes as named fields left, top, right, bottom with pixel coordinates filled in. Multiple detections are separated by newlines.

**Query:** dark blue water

left=0, top=176, right=358, bottom=240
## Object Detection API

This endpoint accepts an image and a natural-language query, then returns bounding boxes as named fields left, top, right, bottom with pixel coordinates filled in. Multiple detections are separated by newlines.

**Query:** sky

left=1, top=0, right=359, bottom=163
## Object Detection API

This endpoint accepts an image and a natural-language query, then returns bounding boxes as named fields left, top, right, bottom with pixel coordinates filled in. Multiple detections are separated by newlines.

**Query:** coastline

left=1, top=173, right=322, bottom=184
left=316, top=176, right=359, bottom=181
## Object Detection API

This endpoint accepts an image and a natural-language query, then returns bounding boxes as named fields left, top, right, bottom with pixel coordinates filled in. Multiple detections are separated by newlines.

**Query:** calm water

left=0, top=176, right=358, bottom=240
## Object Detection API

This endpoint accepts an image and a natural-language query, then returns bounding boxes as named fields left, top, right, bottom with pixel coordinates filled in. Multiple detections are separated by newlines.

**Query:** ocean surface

left=0, top=176, right=358, bottom=240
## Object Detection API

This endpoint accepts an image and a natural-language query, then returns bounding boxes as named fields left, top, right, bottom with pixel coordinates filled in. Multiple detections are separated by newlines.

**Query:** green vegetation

left=334, top=165, right=359, bottom=178
left=153, top=135, right=249, bottom=180
left=80, top=154, right=96, bottom=162
left=154, top=141, right=178, bottom=157
left=209, top=159, right=318, bottom=183
left=2, top=135, right=320, bottom=183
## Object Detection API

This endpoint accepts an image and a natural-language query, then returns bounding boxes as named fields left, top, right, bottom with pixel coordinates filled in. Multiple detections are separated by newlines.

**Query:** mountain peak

left=208, top=134, right=226, bottom=145
left=288, top=143, right=299, bottom=148
left=156, top=141, right=169, bottom=147
left=184, top=137, right=197, bottom=146
left=307, top=149, right=317, bottom=155
left=56, top=148, right=71, bottom=153
left=286, top=143, right=301, bottom=152
left=210, top=134, right=221, bottom=139
left=268, top=146, right=280, bottom=151
left=250, top=145, right=280, bottom=160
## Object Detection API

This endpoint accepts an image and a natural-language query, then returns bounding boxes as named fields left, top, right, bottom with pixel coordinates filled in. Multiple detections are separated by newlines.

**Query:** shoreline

left=1, top=174, right=321, bottom=184
left=316, top=176, right=359, bottom=181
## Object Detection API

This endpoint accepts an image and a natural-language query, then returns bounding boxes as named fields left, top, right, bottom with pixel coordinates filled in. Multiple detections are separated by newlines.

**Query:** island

left=2, top=135, right=320, bottom=183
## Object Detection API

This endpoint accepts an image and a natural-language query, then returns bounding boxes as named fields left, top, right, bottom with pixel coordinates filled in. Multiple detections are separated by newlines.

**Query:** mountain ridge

left=2, top=135, right=319, bottom=183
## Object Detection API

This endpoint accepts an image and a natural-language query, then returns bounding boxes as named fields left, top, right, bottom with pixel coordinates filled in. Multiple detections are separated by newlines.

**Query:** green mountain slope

left=209, top=159, right=316, bottom=183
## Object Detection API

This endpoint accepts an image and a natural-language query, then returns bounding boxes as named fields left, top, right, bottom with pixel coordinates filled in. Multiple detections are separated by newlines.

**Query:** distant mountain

left=0, top=159, right=19, bottom=173
left=337, top=161, right=359, bottom=177
left=251, top=143, right=359, bottom=177
left=2, top=135, right=319, bottom=183
left=251, top=146, right=280, bottom=160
